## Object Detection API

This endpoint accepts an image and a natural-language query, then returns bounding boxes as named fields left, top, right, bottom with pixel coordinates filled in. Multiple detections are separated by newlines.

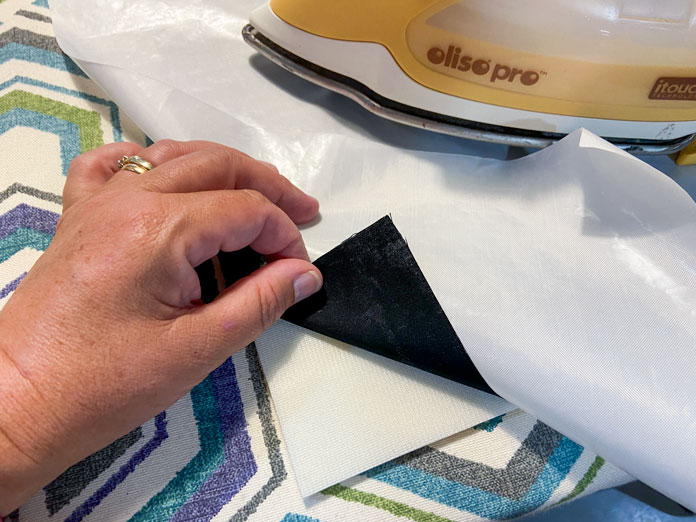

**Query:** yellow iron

left=244, top=0, right=696, bottom=155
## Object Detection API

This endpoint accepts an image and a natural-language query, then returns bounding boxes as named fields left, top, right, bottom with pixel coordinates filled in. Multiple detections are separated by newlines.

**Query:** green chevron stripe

left=0, top=227, right=52, bottom=263
left=322, top=484, right=453, bottom=522
left=0, top=90, right=103, bottom=151
left=558, top=456, right=605, bottom=504
left=129, top=377, right=225, bottom=521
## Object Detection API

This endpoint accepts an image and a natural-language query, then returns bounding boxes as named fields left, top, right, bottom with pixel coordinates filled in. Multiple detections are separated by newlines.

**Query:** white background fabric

left=256, top=322, right=514, bottom=496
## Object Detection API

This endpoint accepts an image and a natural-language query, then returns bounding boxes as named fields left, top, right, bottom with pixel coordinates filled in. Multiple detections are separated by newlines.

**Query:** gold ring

left=118, top=155, right=154, bottom=175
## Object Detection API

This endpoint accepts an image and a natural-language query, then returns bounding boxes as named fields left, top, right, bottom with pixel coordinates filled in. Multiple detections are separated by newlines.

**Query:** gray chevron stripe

left=404, top=421, right=563, bottom=501
left=44, top=428, right=143, bottom=514
left=15, top=10, right=52, bottom=24
left=229, top=344, right=287, bottom=522
left=0, top=27, right=62, bottom=54
left=0, top=183, right=62, bottom=205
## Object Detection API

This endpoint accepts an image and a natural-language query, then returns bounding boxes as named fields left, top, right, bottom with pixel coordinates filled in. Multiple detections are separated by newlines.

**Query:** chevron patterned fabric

left=0, top=0, right=632, bottom=519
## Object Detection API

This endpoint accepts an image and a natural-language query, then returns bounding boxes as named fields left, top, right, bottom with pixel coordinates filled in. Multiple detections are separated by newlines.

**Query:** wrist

left=0, top=318, right=57, bottom=515
left=0, top=357, right=36, bottom=515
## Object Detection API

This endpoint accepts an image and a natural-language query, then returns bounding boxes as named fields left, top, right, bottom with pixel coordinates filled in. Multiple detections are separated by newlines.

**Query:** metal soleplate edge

left=243, top=24, right=694, bottom=154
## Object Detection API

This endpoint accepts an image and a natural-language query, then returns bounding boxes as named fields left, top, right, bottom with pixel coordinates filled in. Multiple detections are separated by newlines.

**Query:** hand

left=0, top=140, right=322, bottom=514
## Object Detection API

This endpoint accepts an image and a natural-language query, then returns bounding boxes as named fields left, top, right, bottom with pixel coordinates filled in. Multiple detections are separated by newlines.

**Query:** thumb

left=173, top=258, right=322, bottom=363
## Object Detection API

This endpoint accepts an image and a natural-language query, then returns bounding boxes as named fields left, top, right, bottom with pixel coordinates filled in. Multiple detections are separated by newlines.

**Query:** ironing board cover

left=0, top=0, right=632, bottom=519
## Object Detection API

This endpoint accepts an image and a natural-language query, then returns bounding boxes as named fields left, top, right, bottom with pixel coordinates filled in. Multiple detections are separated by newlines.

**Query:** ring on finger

left=118, top=155, right=155, bottom=175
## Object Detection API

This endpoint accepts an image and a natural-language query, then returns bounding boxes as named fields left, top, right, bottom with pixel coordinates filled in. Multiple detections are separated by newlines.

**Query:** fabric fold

left=283, top=215, right=494, bottom=394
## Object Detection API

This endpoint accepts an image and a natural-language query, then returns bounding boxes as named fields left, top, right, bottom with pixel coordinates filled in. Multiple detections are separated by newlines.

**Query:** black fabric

left=195, top=249, right=266, bottom=304
left=195, top=259, right=218, bottom=304
left=218, top=248, right=266, bottom=287
left=211, top=217, right=494, bottom=394
left=283, top=216, right=495, bottom=395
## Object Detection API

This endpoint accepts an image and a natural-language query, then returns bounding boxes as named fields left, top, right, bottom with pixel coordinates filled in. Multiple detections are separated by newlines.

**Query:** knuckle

left=237, top=188, right=269, bottom=207
left=277, top=174, right=296, bottom=197
left=54, top=215, right=65, bottom=232
left=208, top=147, right=238, bottom=170
left=103, top=193, right=167, bottom=243
left=216, top=147, right=252, bottom=177
left=67, top=153, right=92, bottom=174
left=150, top=139, right=182, bottom=161
left=254, top=278, right=290, bottom=331
left=257, top=158, right=279, bottom=175
left=61, top=184, right=73, bottom=207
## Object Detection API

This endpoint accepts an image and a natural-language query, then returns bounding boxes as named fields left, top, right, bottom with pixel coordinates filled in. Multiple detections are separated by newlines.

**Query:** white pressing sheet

left=51, top=0, right=696, bottom=507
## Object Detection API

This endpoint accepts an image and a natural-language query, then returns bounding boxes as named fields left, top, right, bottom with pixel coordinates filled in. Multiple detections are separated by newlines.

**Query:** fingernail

left=293, top=271, right=322, bottom=303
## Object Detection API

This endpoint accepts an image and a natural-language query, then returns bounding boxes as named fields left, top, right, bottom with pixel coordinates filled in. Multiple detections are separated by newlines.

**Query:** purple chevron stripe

left=171, top=358, right=256, bottom=521
left=65, top=413, right=168, bottom=522
left=0, top=203, right=59, bottom=240
left=0, top=272, right=26, bottom=299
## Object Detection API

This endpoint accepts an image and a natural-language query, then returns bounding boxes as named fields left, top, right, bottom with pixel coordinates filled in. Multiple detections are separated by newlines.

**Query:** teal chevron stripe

left=0, top=108, right=80, bottom=175
left=33, top=0, right=49, bottom=7
left=473, top=414, right=505, bottom=432
left=0, top=90, right=103, bottom=153
left=0, top=227, right=52, bottom=262
left=364, top=437, right=584, bottom=519
left=0, top=76, right=123, bottom=142
left=0, top=43, right=85, bottom=76
left=129, top=377, right=225, bottom=521
left=280, top=514, right=324, bottom=522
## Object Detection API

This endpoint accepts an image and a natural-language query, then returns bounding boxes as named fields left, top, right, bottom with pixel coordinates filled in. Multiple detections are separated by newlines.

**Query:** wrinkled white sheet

left=52, top=0, right=696, bottom=507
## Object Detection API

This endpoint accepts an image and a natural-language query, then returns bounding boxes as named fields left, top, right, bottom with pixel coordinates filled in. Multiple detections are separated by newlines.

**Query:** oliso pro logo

left=650, top=77, right=696, bottom=101
left=426, top=45, right=544, bottom=86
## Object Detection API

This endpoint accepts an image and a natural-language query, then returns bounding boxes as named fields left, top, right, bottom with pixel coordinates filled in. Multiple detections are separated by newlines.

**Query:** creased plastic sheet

left=51, top=0, right=696, bottom=507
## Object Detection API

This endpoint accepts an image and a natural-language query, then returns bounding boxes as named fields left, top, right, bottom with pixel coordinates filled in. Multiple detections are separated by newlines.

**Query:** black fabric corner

left=194, top=258, right=219, bottom=304
left=217, top=248, right=266, bottom=287
left=196, top=248, right=266, bottom=304
left=283, top=216, right=495, bottom=395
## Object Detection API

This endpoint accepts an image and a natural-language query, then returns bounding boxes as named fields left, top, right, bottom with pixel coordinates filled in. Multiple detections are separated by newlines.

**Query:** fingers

left=134, top=140, right=319, bottom=225
left=145, top=149, right=319, bottom=224
left=169, top=189, right=309, bottom=268
left=63, top=142, right=143, bottom=210
left=138, top=139, right=232, bottom=166
left=171, top=258, right=322, bottom=364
